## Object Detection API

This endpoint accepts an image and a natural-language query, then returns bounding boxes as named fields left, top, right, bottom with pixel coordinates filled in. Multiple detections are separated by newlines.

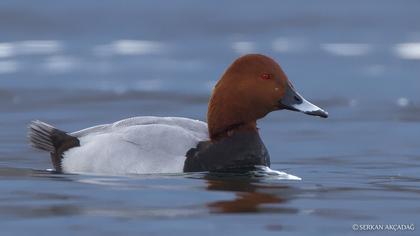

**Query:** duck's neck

left=209, top=121, right=258, bottom=141
left=207, top=84, right=260, bottom=141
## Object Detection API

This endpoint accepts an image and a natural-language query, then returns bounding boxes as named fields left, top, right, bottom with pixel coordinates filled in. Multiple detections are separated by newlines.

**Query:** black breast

left=183, top=131, right=270, bottom=172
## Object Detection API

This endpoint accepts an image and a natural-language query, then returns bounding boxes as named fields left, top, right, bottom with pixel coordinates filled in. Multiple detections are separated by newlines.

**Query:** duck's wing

left=70, top=116, right=208, bottom=138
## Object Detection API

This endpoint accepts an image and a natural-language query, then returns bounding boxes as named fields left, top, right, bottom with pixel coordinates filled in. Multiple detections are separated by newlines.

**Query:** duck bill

left=278, top=82, right=328, bottom=118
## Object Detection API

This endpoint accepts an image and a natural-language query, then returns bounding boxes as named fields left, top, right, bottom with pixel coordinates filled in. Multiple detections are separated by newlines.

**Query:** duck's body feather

left=62, top=116, right=208, bottom=174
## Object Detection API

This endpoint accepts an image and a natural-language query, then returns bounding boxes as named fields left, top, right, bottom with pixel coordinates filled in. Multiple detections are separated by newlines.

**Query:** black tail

left=28, top=120, right=80, bottom=172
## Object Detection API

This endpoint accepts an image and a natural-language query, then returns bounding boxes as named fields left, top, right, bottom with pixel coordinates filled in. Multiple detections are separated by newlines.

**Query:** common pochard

left=28, top=54, right=328, bottom=175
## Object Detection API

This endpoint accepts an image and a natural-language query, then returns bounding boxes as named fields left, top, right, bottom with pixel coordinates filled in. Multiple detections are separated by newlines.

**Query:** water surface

left=0, top=0, right=419, bottom=235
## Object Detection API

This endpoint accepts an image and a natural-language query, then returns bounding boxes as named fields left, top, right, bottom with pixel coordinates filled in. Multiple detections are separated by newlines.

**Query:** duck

left=28, top=54, right=328, bottom=175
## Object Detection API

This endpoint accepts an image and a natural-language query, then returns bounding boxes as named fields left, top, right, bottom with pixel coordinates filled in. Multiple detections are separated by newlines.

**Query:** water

left=1, top=0, right=419, bottom=235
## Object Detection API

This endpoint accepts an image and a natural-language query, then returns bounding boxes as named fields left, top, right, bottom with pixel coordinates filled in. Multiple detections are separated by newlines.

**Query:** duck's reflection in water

left=204, top=176, right=299, bottom=214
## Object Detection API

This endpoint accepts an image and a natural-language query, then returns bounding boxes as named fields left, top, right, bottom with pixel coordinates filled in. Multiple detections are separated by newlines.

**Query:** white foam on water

left=0, top=43, right=15, bottom=58
left=232, top=41, right=255, bottom=54
left=394, top=42, right=420, bottom=59
left=252, top=166, right=302, bottom=180
left=0, top=40, right=62, bottom=57
left=94, top=40, right=164, bottom=56
left=321, top=43, right=371, bottom=56
left=396, top=97, right=409, bottom=107
left=44, top=55, right=79, bottom=73
left=272, top=37, right=305, bottom=53
left=19, top=40, right=63, bottom=55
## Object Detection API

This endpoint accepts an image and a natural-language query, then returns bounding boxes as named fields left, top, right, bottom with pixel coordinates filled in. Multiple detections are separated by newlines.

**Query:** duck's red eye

left=260, top=73, right=272, bottom=80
